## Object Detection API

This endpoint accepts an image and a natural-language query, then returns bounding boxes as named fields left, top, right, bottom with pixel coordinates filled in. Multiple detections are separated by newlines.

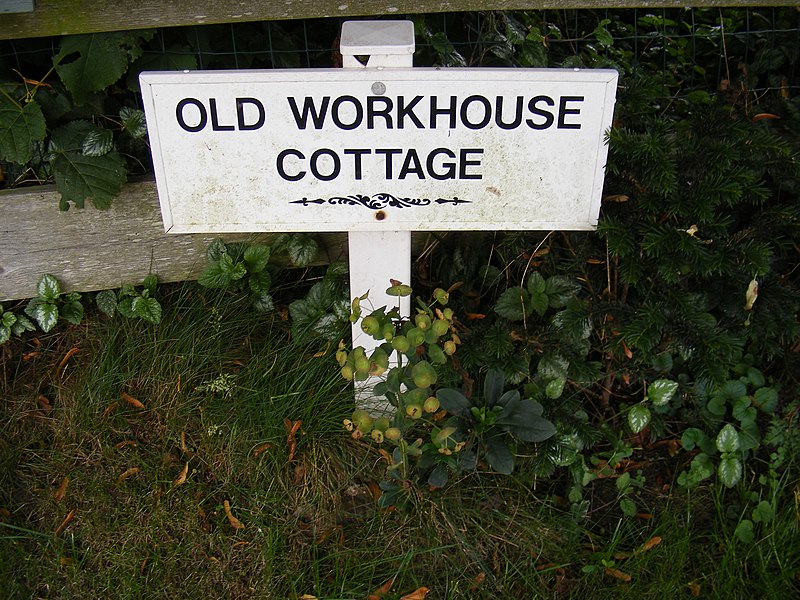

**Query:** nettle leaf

left=718, top=455, right=743, bottom=488
left=628, top=405, right=651, bottom=434
left=538, top=352, right=569, bottom=379
left=0, top=326, right=10, bottom=345
left=0, top=96, right=46, bottom=164
left=55, top=31, right=148, bottom=104
left=648, top=379, right=678, bottom=407
left=436, top=388, right=471, bottom=417
left=252, top=292, right=274, bottom=313
left=131, top=296, right=162, bottom=325
left=119, top=107, right=147, bottom=139
left=495, top=286, right=530, bottom=321
left=117, top=297, right=136, bottom=318
left=26, top=300, right=59, bottom=333
left=12, top=314, right=36, bottom=335
left=143, top=274, right=158, bottom=294
left=619, top=497, right=637, bottom=517
left=716, top=423, right=740, bottom=453
left=60, top=300, right=84, bottom=325
left=244, top=244, right=271, bottom=273
left=248, top=270, right=272, bottom=295
left=286, top=233, right=318, bottom=267
left=37, top=273, right=61, bottom=301
left=96, top=289, right=118, bottom=317
left=206, top=238, right=227, bottom=261
left=485, top=436, right=514, bottom=475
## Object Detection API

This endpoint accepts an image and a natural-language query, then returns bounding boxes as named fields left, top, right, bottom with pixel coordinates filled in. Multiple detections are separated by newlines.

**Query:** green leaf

left=428, top=464, right=449, bottom=488
left=0, top=326, right=10, bottom=345
left=81, top=128, right=114, bottom=156
left=544, top=275, right=579, bottom=308
left=386, top=284, right=413, bottom=297
left=0, top=96, right=46, bottom=164
left=2, top=312, right=16, bottom=328
left=619, top=497, right=637, bottom=517
left=537, top=352, right=569, bottom=379
left=142, top=274, right=158, bottom=294
left=248, top=270, right=272, bottom=295
left=734, top=519, right=754, bottom=544
left=436, top=388, right=471, bottom=417
left=716, top=423, right=740, bottom=453
left=119, top=107, right=147, bottom=139
left=732, top=397, right=757, bottom=425
left=485, top=436, right=514, bottom=475
left=117, top=297, right=135, bottom=319
left=592, top=21, right=614, bottom=47
left=55, top=32, right=144, bottom=104
left=718, top=455, right=742, bottom=488
left=545, top=377, right=566, bottom=399
left=484, top=369, right=505, bottom=405
left=37, top=274, right=61, bottom=301
left=286, top=233, right=318, bottom=267
left=11, top=314, right=36, bottom=335
left=530, top=290, right=549, bottom=316
left=681, top=427, right=709, bottom=452
left=206, top=238, right=227, bottom=261
left=616, top=472, right=631, bottom=492
left=651, top=352, right=673, bottom=373
left=628, top=405, right=651, bottom=434
left=706, top=396, right=727, bottom=417
left=219, top=254, right=246, bottom=281
left=745, top=367, right=765, bottom=388
left=96, top=289, right=118, bottom=317
left=131, top=296, right=162, bottom=325
left=751, top=500, right=774, bottom=524
left=60, top=300, right=84, bottom=325
left=752, top=387, right=778, bottom=413
left=526, top=272, right=546, bottom=295
left=26, top=300, right=58, bottom=333
left=502, top=405, right=556, bottom=442
left=125, top=45, right=197, bottom=92
left=252, top=292, right=274, bottom=313
left=648, top=379, right=678, bottom=406
left=244, top=244, right=271, bottom=273
left=52, top=149, right=126, bottom=209
left=495, top=286, right=530, bottom=321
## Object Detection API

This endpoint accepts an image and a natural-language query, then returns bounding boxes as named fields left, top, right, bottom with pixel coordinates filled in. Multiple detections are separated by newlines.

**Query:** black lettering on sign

left=526, top=95, right=555, bottom=130
left=495, top=96, right=524, bottom=130
left=236, top=98, right=265, bottom=131
left=397, top=96, right=424, bottom=129
left=558, top=96, right=583, bottom=129
left=429, top=96, right=458, bottom=129
left=427, top=147, right=456, bottom=180
left=375, top=149, right=402, bottom=179
left=398, top=149, right=425, bottom=180
left=459, top=148, right=483, bottom=180
left=331, top=96, right=363, bottom=130
left=310, top=148, right=341, bottom=181
left=367, top=96, right=393, bottom=129
left=344, top=149, right=372, bottom=180
left=176, top=98, right=207, bottom=132
left=276, top=149, right=305, bottom=181
left=287, top=96, right=330, bottom=129
left=209, top=98, right=235, bottom=131
left=460, top=95, right=492, bottom=130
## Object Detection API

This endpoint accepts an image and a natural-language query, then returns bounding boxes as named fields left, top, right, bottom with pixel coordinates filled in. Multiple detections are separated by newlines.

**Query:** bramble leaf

left=52, top=149, right=126, bottom=209
left=119, top=107, right=147, bottom=139
left=495, top=286, right=530, bottom=321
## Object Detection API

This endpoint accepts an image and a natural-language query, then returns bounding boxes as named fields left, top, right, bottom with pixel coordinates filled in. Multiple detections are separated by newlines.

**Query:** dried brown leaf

left=173, top=462, right=189, bottom=487
left=637, top=536, right=662, bottom=554
left=400, top=587, right=430, bottom=600
left=54, top=508, right=76, bottom=537
left=687, top=581, right=701, bottom=597
left=604, top=567, right=632, bottom=582
left=116, top=467, right=140, bottom=484
left=252, top=442, right=271, bottom=458
left=121, top=392, right=145, bottom=409
left=223, top=499, right=244, bottom=530
left=54, top=476, right=69, bottom=502
left=58, top=346, right=80, bottom=375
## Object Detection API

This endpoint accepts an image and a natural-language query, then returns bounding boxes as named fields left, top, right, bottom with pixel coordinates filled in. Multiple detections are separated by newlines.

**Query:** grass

left=1, top=284, right=798, bottom=599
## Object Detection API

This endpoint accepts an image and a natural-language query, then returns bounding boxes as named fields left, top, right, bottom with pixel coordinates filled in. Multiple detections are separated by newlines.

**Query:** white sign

left=140, top=68, right=618, bottom=233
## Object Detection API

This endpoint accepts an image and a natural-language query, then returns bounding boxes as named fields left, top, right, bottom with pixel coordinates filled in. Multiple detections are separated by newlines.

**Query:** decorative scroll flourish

left=290, top=194, right=471, bottom=210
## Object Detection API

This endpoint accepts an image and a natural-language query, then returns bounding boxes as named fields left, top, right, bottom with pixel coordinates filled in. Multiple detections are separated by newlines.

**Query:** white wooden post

left=340, top=21, right=414, bottom=413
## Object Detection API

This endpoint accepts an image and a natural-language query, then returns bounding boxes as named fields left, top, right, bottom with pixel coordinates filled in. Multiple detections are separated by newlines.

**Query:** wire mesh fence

left=1, top=7, right=799, bottom=100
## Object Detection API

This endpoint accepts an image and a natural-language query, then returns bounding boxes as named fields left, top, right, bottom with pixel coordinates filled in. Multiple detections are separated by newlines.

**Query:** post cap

left=340, top=20, right=415, bottom=56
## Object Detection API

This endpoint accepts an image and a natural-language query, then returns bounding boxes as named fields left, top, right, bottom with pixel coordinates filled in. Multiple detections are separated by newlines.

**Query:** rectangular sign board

left=140, top=68, right=617, bottom=233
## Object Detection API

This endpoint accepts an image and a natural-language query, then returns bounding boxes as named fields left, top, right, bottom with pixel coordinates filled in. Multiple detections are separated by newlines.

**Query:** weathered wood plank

left=0, top=180, right=350, bottom=301
left=0, top=0, right=784, bottom=41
